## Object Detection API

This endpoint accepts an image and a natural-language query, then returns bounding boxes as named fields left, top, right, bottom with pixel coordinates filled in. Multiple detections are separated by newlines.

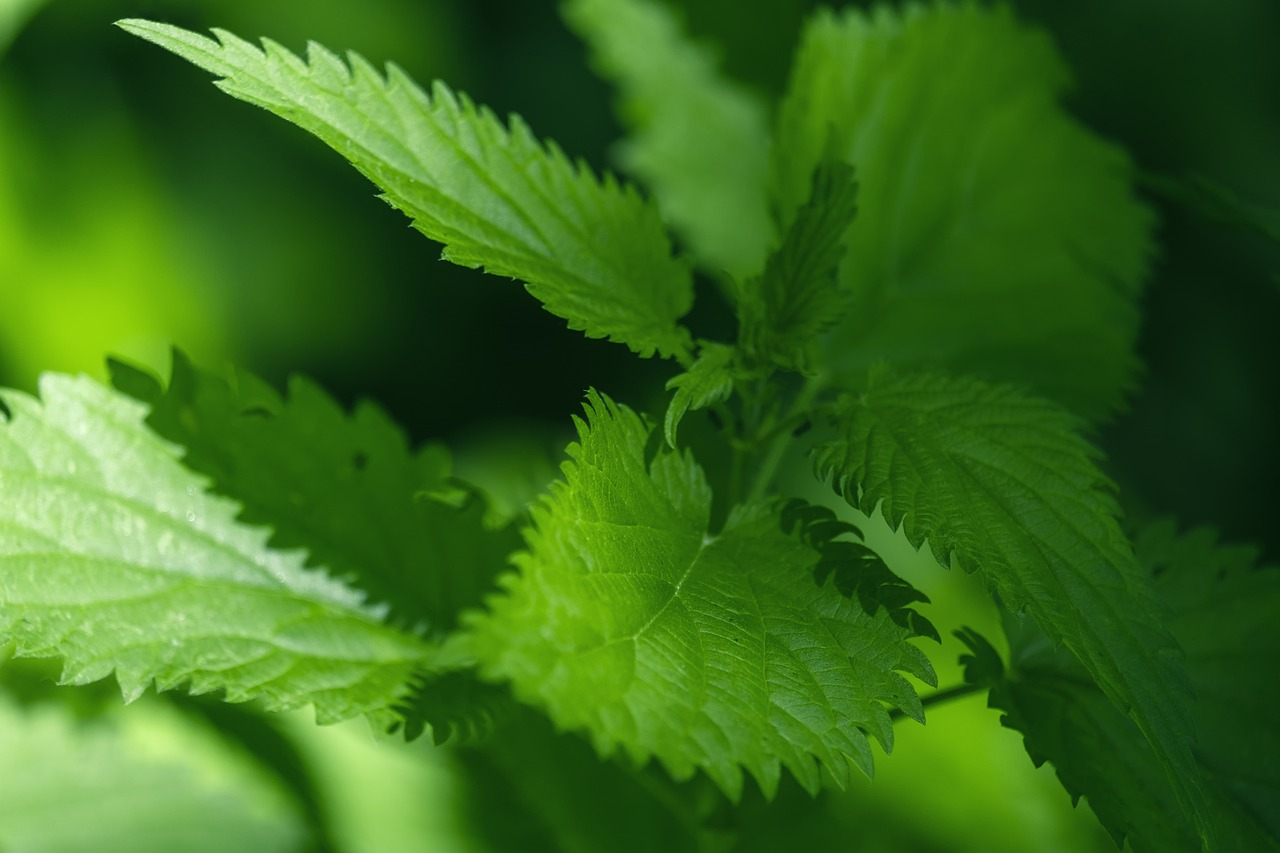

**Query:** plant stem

left=889, top=682, right=986, bottom=722
left=744, top=373, right=827, bottom=505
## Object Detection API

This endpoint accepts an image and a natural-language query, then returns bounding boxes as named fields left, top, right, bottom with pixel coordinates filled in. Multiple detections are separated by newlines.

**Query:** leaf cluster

left=0, top=0, right=1274, bottom=850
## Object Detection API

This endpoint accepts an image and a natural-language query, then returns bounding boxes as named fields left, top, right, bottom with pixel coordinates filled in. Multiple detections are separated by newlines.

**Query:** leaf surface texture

left=0, top=375, right=428, bottom=724
left=110, top=352, right=518, bottom=638
left=471, top=391, right=935, bottom=800
left=774, top=3, right=1152, bottom=417
left=740, top=158, right=859, bottom=372
left=118, top=19, right=693, bottom=360
left=812, top=370, right=1208, bottom=839
left=961, top=522, right=1280, bottom=852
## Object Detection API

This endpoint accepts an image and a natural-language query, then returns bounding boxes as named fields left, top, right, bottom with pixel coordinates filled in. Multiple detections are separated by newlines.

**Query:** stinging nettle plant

left=1, top=0, right=1276, bottom=850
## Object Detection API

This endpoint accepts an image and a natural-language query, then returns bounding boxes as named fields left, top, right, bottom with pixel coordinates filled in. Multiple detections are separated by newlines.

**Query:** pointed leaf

left=741, top=157, right=859, bottom=371
left=813, top=370, right=1208, bottom=843
left=470, top=391, right=935, bottom=801
left=117, top=19, right=693, bottom=360
left=663, top=341, right=736, bottom=447
left=774, top=3, right=1153, bottom=418
left=0, top=375, right=429, bottom=725
left=563, top=0, right=773, bottom=278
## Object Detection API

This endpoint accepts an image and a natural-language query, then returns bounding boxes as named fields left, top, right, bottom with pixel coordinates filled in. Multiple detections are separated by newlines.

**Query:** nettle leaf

left=118, top=20, right=693, bottom=361
left=740, top=158, right=859, bottom=372
left=960, top=523, right=1280, bottom=852
left=774, top=3, right=1152, bottom=418
left=470, top=391, right=935, bottom=801
left=663, top=341, right=736, bottom=448
left=109, top=351, right=519, bottom=638
left=0, top=375, right=429, bottom=725
left=562, top=0, right=773, bottom=279
left=812, top=370, right=1209, bottom=843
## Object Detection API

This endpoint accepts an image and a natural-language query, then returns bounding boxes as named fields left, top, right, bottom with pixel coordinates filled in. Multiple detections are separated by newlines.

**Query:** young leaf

left=663, top=341, right=736, bottom=447
left=469, top=391, right=935, bottom=801
left=0, top=374, right=429, bottom=725
left=812, top=370, right=1209, bottom=843
left=740, top=158, right=859, bottom=372
left=959, top=523, right=1280, bottom=852
left=562, top=0, right=773, bottom=279
left=117, top=19, right=694, bottom=361
left=773, top=3, right=1153, bottom=418
left=109, top=351, right=519, bottom=638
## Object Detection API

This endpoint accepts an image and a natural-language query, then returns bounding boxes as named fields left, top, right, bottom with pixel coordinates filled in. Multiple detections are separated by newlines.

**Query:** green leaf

left=663, top=341, right=736, bottom=448
left=470, top=390, right=935, bottom=801
left=0, top=374, right=429, bottom=725
left=0, top=692, right=308, bottom=853
left=812, top=370, right=1209, bottom=843
left=117, top=19, right=694, bottom=361
left=740, top=157, right=859, bottom=372
left=392, top=665, right=518, bottom=746
left=960, top=523, right=1279, bottom=852
left=562, top=0, right=773, bottom=279
left=774, top=3, right=1153, bottom=418
left=109, top=351, right=519, bottom=638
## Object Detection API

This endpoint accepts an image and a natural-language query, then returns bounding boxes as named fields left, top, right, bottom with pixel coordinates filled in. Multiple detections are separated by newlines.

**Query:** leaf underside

left=962, top=522, right=1280, bottom=852
left=109, top=351, right=519, bottom=639
left=0, top=375, right=428, bottom=726
left=774, top=2, right=1152, bottom=418
left=470, top=390, right=935, bottom=801
left=117, top=19, right=694, bottom=361
left=812, top=370, right=1209, bottom=842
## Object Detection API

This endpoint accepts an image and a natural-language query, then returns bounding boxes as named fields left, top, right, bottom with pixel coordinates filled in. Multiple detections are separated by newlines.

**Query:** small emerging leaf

left=118, top=19, right=694, bottom=361
left=663, top=341, right=736, bottom=447
left=740, top=157, right=859, bottom=372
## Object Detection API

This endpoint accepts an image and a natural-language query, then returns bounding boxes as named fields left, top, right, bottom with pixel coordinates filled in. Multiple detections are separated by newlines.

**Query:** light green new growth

left=813, top=370, right=1209, bottom=843
left=740, top=158, right=859, bottom=372
left=562, top=0, right=773, bottom=280
left=116, top=19, right=694, bottom=362
left=0, top=375, right=430, bottom=726
left=470, top=391, right=935, bottom=801
left=663, top=341, right=735, bottom=447
left=773, top=3, right=1152, bottom=418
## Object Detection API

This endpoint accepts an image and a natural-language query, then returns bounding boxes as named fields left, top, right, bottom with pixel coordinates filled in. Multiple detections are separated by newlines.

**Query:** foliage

left=1, top=0, right=1275, bottom=851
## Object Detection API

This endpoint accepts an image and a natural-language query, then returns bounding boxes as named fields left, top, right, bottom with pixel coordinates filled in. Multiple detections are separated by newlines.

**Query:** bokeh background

left=2, top=0, right=1277, bottom=851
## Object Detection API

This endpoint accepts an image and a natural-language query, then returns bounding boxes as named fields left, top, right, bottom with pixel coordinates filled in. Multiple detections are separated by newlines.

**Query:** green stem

left=744, top=373, right=827, bottom=505
left=889, top=682, right=986, bottom=722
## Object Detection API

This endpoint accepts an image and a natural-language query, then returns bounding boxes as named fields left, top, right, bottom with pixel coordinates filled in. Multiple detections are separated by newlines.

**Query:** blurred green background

left=2, top=0, right=1277, bottom=850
